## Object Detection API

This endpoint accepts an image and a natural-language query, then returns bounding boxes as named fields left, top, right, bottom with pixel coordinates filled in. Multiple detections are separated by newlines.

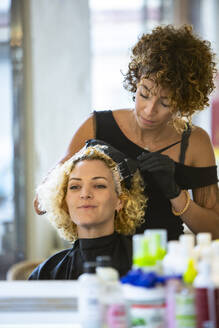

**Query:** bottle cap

left=196, top=232, right=211, bottom=246
left=96, top=255, right=112, bottom=267
left=179, top=234, right=195, bottom=249
left=96, top=267, right=119, bottom=281
left=121, top=269, right=161, bottom=288
left=83, top=261, right=96, bottom=273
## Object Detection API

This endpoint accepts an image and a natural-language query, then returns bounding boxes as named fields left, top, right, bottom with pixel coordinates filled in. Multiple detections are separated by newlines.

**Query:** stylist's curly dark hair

left=124, top=24, right=217, bottom=129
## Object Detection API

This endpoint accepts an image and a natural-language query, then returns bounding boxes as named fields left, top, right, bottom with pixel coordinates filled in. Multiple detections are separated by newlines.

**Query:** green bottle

left=175, top=259, right=197, bottom=328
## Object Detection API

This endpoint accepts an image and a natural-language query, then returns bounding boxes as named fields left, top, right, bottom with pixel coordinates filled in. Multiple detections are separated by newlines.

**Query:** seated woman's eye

left=69, top=185, right=80, bottom=190
left=95, top=184, right=107, bottom=189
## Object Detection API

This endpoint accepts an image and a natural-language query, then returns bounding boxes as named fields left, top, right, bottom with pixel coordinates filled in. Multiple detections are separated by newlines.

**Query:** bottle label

left=175, top=293, right=196, bottom=328
left=103, top=304, right=128, bottom=328
left=80, top=296, right=102, bottom=328
left=130, top=303, right=166, bottom=328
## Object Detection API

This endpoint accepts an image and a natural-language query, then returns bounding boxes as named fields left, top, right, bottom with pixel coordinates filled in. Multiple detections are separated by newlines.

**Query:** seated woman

left=29, top=140, right=147, bottom=279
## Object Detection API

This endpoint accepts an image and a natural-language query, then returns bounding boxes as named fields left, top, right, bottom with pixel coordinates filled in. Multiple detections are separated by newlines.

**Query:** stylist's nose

left=80, top=186, right=93, bottom=199
left=144, top=98, right=157, bottom=115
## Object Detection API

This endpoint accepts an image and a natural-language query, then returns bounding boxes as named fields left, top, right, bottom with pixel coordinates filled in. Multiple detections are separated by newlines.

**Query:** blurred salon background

left=0, top=0, right=219, bottom=279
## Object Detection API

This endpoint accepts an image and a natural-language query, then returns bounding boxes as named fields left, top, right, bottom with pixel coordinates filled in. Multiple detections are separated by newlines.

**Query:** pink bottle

left=165, top=275, right=183, bottom=328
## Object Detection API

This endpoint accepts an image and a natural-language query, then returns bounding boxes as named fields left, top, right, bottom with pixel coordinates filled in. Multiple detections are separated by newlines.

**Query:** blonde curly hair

left=124, top=24, right=217, bottom=132
left=37, top=145, right=147, bottom=242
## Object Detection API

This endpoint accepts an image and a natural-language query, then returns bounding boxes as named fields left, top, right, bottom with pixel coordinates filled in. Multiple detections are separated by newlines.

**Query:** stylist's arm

left=138, top=150, right=219, bottom=239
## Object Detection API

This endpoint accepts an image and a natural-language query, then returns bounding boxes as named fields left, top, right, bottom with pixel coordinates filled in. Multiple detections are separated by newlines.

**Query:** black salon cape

left=28, top=232, right=132, bottom=280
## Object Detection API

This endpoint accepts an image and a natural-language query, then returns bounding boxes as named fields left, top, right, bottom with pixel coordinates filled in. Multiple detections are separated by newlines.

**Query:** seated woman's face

left=64, top=159, right=122, bottom=233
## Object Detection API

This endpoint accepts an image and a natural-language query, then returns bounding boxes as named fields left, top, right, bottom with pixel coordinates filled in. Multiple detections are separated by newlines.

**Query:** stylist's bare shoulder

left=112, top=108, right=134, bottom=132
left=112, top=108, right=133, bottom=120
left=187, top=125, right=216, bottom=167
left=60, top=113, right=95, bottom=163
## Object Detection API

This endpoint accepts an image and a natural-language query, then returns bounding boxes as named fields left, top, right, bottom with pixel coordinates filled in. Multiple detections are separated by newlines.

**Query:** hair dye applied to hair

left=37, top=144, right=147, bottom=242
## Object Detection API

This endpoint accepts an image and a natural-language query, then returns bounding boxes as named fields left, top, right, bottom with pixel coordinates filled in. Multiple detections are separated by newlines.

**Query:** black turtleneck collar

left=28, top=232, right=132, bottom=280
left=78, top=232, right=118, bottom=251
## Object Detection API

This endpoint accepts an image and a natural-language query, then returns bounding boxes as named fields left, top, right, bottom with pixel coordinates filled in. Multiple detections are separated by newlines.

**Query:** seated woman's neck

left=77, top=225, right=114, bottom=239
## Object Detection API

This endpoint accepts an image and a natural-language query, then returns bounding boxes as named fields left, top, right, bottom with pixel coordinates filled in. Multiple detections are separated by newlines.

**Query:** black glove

left=137, top=152, right=181, bottom=199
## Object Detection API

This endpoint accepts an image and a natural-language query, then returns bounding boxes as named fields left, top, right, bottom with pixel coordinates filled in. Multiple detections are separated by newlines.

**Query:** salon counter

left=0, top=281, right=80, bottom=326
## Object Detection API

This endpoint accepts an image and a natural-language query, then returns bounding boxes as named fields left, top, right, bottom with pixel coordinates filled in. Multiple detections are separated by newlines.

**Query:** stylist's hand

left=34, top=195, right=46, bottom=215
left=137, top=152, right=181, bottom=199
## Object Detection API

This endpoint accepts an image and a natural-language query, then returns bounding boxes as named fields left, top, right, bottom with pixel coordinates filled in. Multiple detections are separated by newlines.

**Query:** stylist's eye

left=161, top=102, right=170, bottom=108
left=140, top=93, right=149, bottom=99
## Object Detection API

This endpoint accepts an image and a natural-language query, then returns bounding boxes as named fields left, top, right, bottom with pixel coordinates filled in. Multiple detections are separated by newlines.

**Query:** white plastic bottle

left=96, top=255, right=129, bottom=328
left=179, top=234, right=195, bottom=250
left=176, top=234, right=195, bottom=275
left=78, top=261, right=102, bottom=328
left=143, top=229, right=167, bottom=273
left=162, top=240, right=180, bottom=275
left=132, top=234, right=145, bottom=269
left=193, top=232, right=212, bottom=263
left=96, top=255, right=119, bottom=281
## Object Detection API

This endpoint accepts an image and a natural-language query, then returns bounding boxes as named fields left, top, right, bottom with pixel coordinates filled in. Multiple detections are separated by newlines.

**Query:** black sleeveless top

left=94, top=110, right=218, bottom=240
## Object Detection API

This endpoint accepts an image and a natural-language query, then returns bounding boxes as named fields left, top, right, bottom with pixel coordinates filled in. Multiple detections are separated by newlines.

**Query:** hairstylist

left=34, top=25, right=219, bottom=240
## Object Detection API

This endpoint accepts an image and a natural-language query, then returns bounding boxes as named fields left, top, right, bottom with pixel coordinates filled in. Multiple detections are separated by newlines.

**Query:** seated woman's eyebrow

left=92, top=176, right=108, bottom=181
left=69, top=177, right=81, bottom=181
left=69, top=176, right=108, bottom=181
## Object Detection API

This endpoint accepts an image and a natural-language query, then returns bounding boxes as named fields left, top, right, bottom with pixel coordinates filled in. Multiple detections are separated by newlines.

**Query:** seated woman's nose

left=80, top=188, right=92, bottom=199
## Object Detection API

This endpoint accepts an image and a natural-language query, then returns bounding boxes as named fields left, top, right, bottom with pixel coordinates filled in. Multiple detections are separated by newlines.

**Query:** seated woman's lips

left=78, top=205, right=96, bottom=209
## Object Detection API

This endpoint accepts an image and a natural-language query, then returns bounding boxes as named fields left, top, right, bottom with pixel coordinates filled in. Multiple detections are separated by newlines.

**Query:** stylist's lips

left=140, top=116, right=155, bottom=125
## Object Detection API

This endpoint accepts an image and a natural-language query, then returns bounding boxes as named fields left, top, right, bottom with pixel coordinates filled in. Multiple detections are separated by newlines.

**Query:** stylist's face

left=65, top=160, right=122, bottom=233
left=134, top=78, right=173, bottom=130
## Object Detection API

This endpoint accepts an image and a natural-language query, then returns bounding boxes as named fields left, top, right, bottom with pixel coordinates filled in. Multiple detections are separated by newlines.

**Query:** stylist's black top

left=29, top=232, right=132, bottom=280
left=94, top=110, right=218, bottom=240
